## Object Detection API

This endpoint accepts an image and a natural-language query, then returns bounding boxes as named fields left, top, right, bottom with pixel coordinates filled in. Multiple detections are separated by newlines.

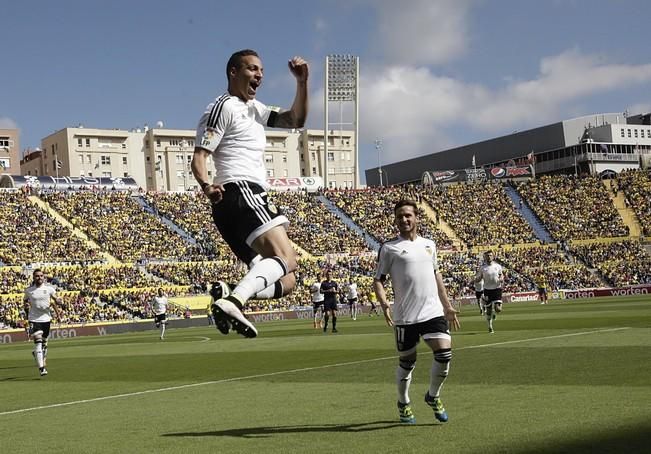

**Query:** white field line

left=0, top=327, right=630, bottom=417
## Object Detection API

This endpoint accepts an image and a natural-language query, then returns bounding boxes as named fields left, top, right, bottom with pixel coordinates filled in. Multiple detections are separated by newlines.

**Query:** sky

left=2, top=0, right=651, bottom=183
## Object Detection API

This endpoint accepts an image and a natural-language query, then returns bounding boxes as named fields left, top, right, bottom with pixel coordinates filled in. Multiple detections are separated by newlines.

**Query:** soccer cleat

left=424, top=392, right=448, bottom=422
left=39, top=367, right=48, bottom=376
left=211, top=302, right=231, bottom=335
left=215, top=296, right=258, bottom=338
left=332, top=328, right=338, bottom=333
left=397, top=401, right=416, bottom=424
left=489, top=327, right=494, bottom=333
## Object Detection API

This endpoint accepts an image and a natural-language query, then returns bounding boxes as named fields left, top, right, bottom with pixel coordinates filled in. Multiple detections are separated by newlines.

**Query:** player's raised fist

left=288, top=56, right=309, bottom=82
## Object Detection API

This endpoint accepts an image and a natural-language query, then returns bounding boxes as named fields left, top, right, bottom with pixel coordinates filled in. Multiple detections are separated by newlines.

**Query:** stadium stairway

left=602, top=180, right=642, bottom=238
left=133, top=195, right=199, bottom=247
left=28, top=196, right=119, bottom=264
left=316, top=195, right=381, bottom=251
left=503, top=185, right=554, bottom=244
left=418, top=201, right=466, bottom=250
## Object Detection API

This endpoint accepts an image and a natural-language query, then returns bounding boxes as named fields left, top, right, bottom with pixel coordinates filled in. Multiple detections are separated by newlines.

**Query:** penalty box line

left=0, top=327, right=630, bottom=417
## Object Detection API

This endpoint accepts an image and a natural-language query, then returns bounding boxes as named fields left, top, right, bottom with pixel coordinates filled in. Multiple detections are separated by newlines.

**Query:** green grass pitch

left=1, top=296, right=650, bottom=454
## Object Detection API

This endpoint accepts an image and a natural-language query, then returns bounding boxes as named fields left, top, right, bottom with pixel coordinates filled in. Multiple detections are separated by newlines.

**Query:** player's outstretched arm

left=270, top=56, right=308, bottom=129
left=373, top=278, right=393, bottom=327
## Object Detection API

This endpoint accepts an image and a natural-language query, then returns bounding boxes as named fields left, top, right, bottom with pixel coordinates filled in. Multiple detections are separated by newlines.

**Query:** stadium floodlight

left=327, top=54, right=357, bottom=102
left=324, top=54, right=359, bottom=189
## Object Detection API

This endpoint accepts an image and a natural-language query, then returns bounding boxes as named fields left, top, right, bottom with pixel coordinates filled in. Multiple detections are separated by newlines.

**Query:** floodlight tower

left=324, top=54, right=359, bottom=189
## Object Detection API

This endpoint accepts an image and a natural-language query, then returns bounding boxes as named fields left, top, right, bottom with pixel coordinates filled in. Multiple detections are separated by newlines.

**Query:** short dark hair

left=226, top=49, right=259, bottom=80
left=394, top=199, right=418, bottom=214
left=33, top=268, right=44, bottom=277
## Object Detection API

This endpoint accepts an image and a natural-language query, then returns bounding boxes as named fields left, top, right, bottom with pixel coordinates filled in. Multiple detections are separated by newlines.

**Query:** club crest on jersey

left=268, top=203, right=278, bottom=214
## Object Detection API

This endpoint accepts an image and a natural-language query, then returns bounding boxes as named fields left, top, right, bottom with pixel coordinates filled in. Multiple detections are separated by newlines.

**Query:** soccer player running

left=23, top=269, right=63, bottom=377
left=152, top=288, right=168, bottom=340
left=346, top=278, right=359, bottom=320
left=310, top=277, right=324, bottom=329
left=320, top=271, right=339, bottom=333
left=191, top=49, right=308, bottom=338
left=374, top=200, right=460, bottom=424
left=475, top=251, right=504, bottom=333
left=474, top=276, right=484, bottom=315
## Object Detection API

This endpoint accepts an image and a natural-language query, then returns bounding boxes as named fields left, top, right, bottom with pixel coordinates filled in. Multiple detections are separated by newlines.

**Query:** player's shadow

left=164, top=420, right=428, bottom=438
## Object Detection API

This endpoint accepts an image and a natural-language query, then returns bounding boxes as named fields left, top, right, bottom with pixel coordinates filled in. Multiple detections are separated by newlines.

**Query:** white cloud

left=0, top=116, right=18, bottom=129
left=371, top=0, right=473, bottom=66
left=359, top=49, right=651, bottom=165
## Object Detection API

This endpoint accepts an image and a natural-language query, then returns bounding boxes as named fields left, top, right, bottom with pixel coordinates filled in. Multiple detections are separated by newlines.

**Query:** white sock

left=429, top=349, right=451, bottom=397
left=253, top=281, right=283, bottom=300
left=34, top=343, right=44, bottom=368
left=396, top=360, right=415, bottom=404
left=233, top=257, right=287, bottom=301
left=160, top=323, right=166, bottom=338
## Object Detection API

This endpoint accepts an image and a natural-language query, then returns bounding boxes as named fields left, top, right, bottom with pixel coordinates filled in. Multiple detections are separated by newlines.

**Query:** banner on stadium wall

left=267, top=176, right=323, bottom=192
left=563, top=284, right=651, bottom=299
left=0, top=175, right=139, bottom=191
left=422, top=164, right=533, bottom=185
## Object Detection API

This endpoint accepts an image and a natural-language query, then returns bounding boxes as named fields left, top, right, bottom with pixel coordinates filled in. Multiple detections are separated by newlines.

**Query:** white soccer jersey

left=310, top=283, right=324, bottom=303
left=346, top=282, right=358, bottom=299
left=375, top=236, right=444, bottom=325
left=24, top=284, right=57, bottom=323
left=152, top=296, right=168, bottom=315
left=479, top=262, right=503, bottom=290
left=196, top=94, right=277, bottom=189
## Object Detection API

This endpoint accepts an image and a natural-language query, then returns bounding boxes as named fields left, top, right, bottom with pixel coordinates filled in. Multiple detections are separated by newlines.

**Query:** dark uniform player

left=320, top=272, right=339, bottom=333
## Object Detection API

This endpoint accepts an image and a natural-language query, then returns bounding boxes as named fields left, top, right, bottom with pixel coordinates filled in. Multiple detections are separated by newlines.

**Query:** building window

left=620, top=129, right=625, bottom=138
left=156, top=139, right=161, bottom=147
left=266, top=169, right=274, bottom=177
left=87, top=154, right=92, bottom=164
left=176, top=154, right=184, bottom=164
left=628, top=129, right=631, bottom=137
left=170, top=139, right=179, bottom=146
left=86, top=138, right=91, bottom=147
left=122, top=156, right=128, bottom=165
left=122, top=143, right=126, bottom=149
left=327, top=152, right=334, bottom=161
left=123, top=172, right=129, bottom=177
left=311, top=152, right=316, bottom=160
left=312, top=167, right=317, bottom=174
left=283, top=169, right=288, bottom=177
left=78, top=138, right=83, bottom=147
left=101, top=155, right=111, bottom=165
left=634, top=130, right=638, bottom=138
left=102, top=171, right=112, bottom=177
left=79, top=155, right=84, bottom=164
left=647, top=130, right=651, bottom=138
left=282, top=156, right=287, bottom=163
left=265, top=154, right=273, bottom=163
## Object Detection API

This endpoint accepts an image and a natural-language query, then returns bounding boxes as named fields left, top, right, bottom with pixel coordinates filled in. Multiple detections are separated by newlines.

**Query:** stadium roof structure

left=366, top=112, right=650, bottom=185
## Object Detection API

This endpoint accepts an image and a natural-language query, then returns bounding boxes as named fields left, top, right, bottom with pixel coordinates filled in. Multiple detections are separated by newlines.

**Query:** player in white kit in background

left=346, top=279, right=359, bottom=320
left=152, top=288, right=168, bottom=340
left=475, top=251, right=504, bottom=333
left=374, top=200, right=460, bottom=424
left=23, top=269, right=63, bottom=377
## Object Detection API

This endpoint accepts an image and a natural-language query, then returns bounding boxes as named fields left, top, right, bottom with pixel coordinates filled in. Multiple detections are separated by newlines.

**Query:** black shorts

left=538, top=287, right=548, bottom=296
left=347, top=298, right=357, bottom=306
left=155, top=314, right=167, bottom=325
left=313, top=302, right=324, bottom=312
left=212, top=181, right=289, bottom=265
left=29, top=321, right=51, bottom=339
left=483, top=288, right=503, bottom=304
left=324, top=299, right=338, bottom=311
left=475, top=290, right=484, bottom=300
left=394, top=316, right=450, bottom=353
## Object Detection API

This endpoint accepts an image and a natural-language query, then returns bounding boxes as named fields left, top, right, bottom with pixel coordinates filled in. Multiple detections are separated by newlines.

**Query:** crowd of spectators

left=0, top=191, right=102, bottom=265
left=422, top=182, right=537, bottom=247
left=144, top=192, right=233, bottom=260
left=325, top=186, right=454, bottom=249
left=615, top=169, right=651, bottom=236
left=42, top=191, right=205, bottom=262
left=516, top=175, right=629, bottom=240
left=498, top=246, right=602, bottom=290
left=571, top=240, right=651, bottom=287
left=273, top=191, right=371, bottom=255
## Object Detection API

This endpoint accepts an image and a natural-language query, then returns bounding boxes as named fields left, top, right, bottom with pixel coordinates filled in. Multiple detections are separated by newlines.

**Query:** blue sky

left=2, top=0, right=651, bottom=182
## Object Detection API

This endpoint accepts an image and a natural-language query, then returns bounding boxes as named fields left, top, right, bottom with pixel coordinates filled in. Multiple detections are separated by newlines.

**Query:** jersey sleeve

left=254, top=100, right=280, bottom=126
left=196, top=97, right=233, bottom=152
left=374, top=244, right=391, bottom=280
